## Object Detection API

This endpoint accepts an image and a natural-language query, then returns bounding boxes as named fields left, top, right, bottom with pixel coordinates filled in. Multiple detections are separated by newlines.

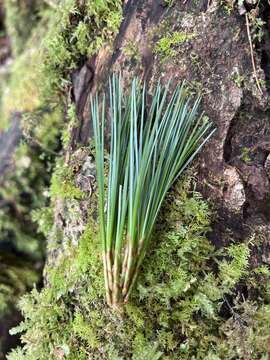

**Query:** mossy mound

left=7, top=179, right=270, bottom=360
left=41, top=0, right=122, bottom=96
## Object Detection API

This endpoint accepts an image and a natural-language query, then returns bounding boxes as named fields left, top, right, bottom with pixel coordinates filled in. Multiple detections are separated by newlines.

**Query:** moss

left=2, top=0, right=122, bottom=132
left=0, top=0, right=123, bottom=347
left=31, top=207, right=54, bottom=239
left=73, top=312, right=100, bottom=349
left=0, top=11, right=64, bottom=135
left=7, top=177, right=270, bottom=360
left=21, top=105, right=65, bottom=153
left=132, top=334, right=162, bottom=360
left=50, top=160, right=84, bottom=200
left=240, top=147, right=252, bottom=163
left=61, top=103, right=79, bottom=150
left=0, top=0, right=123, bottom=271
left=219, top=243, right=250, bottom=290
left=154, top=31, right=195, bottom=61
left=232, top=73, right=245, bottom=88
left=42, top=0, right=122, bottom=97
left=2, top=49, right=42, bottom=117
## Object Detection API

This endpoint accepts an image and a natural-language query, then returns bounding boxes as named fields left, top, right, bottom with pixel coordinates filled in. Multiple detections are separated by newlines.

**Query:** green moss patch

left=50, top=160, right=84, bottom=200
left=42, top=0, right=122, bottom=96
left=7, top=178, right=270, bottom=359
left=154, top=31, right=195, bottom=60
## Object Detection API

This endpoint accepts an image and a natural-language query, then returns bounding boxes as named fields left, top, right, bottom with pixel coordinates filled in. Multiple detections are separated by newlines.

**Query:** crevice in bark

left=223, top=106, right=244, bottom=165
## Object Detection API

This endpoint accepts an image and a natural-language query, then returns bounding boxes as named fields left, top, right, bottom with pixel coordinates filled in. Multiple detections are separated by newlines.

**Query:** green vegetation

left=1, top=1, right=270, bottom=359
left=240, top=147, right=252, bottom=163
left=92, top=75, right=214, bottom=306
left=0, top=0, right=124, bottom=247
left=248, top=10, right=265, bottom=43
left=50, top=159, right=84, bottom=200
left=154, top=31, right=195, bottom=61
left=42, top=0, right=122, bottom=96
left=232, top=72, right=245, bottom=88
left=0, top=142, right=54, bottom=258
left=1, top=47, right=45, bottom=130
left=164, top=0, right=176, bottom=7
left=7, top=179, right=270, bottom=359
left=1, top=0, right=123, bottom=129
left=0, top=0, right=123, bottom=340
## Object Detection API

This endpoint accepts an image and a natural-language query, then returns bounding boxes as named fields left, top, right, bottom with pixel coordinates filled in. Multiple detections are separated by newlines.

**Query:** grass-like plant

left=91, top=75, right=214, bottom=307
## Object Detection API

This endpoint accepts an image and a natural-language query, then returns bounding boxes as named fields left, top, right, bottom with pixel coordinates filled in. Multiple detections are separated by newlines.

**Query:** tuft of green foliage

left=92, top=75, right=214, bottom=306
left=7, top=178, right=270, bottom=359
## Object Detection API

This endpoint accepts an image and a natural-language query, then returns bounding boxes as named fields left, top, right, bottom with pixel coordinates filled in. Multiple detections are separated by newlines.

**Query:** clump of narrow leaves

left=91, top=75, right=214, bottom=307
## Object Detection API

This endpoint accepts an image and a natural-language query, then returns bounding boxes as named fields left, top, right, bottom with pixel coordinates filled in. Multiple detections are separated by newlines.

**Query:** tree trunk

left=2, top=0, right=270, bottom=359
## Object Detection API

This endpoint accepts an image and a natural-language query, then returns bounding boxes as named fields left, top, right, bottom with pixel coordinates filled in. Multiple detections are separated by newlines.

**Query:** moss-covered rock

left=7, top=178, right=270, bottom=359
